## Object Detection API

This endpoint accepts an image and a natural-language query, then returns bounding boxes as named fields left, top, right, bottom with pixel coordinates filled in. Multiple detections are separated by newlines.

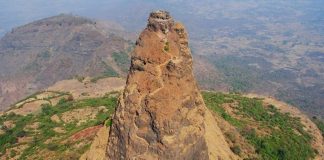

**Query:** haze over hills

left=0, top=14, right=134, bottom=111
left=0, top=0, right=323, bottom=117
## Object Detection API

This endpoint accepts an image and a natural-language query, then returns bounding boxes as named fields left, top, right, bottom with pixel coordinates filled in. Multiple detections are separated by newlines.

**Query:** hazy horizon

left=1, top=0, right=323, bottom=37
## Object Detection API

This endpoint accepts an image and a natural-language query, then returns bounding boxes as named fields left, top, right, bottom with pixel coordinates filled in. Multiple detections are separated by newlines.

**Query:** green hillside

left=203, top=91, right=315, bottom=160
left=0, top=92, right=118, bottom=159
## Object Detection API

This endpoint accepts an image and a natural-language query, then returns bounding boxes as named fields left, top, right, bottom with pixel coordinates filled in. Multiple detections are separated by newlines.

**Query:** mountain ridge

left=0, top=14, right=133, bottom=111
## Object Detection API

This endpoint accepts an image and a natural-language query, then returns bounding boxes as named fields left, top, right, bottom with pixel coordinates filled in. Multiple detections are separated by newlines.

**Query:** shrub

left=16, top=130, right=27, bottom=137
left=225, top=131, right=236, bottom=143
left=41, top=104, right=56, bottom=116
left=106, top=119, right=113, bottom=127
left=164, top=42, right=170, bottom=52
left=230, top=146, right=241, bottom=155
left=75, top=75, right=85, bottom=82
left=312, top=118, right=324, bottom=137
left=10, top=150, right=16, bottom=158
left=7, top=112, right=16, bottom=118
left=47, top=143, right=59, bottom=151
left=96, top=110, right=109, bottom=123
left=57, top=98, right=67, bottom=105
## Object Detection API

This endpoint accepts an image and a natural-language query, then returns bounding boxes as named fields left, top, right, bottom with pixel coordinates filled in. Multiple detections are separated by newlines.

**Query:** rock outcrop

left=106, top=10, right=210, bottom=159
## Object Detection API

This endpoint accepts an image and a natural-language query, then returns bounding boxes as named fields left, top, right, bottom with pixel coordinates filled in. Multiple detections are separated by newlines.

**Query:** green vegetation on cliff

left=112, top=51, right=130, bottom=73
left=0, top=92, right=117, bottom=159
left=203, top=91, right=315, bottom=160
left=312, top=117, right=324, bottom=137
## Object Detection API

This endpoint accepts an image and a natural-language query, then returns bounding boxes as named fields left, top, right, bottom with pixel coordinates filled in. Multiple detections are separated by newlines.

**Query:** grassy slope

left=312, top=117, right=324, bottom=137
left=203, top=91, right=315, bottom=160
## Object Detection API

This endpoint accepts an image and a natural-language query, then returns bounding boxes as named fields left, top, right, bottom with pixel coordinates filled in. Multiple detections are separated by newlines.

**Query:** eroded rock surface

left=106, top=10, right=210, bottom=159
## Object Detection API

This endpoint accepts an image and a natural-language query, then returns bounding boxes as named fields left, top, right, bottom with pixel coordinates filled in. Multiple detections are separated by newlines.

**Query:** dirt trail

left=148, top=33, right=171, bottom=97
left=148, top=59, right=170, bottom=96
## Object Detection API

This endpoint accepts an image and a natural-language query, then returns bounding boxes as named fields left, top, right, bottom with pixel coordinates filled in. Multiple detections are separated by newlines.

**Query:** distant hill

left=0, top=14, right=133, bottom=111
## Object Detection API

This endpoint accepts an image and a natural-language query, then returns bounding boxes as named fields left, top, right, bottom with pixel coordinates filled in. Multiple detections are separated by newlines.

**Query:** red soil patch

left=70, top=125, right=103, bottom=142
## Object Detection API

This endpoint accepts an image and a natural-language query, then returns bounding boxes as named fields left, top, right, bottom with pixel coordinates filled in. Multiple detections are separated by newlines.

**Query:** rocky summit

left=106, top=10, right=235, bottom=159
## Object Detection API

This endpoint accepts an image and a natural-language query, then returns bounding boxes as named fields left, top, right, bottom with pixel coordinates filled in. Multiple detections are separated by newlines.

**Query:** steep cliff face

left=106, top=10, right=210, bottom=159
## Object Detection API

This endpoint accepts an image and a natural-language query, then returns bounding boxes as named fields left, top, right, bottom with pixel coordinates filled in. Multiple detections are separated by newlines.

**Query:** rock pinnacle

left=106, top=10, right=210, bottom=159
